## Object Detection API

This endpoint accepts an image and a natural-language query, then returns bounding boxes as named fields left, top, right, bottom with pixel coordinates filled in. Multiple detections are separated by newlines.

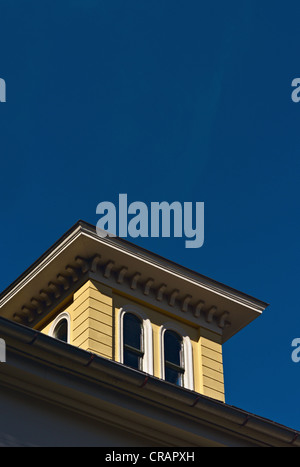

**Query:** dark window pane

left=164, top=330, right=184, bottom=386
left=53, top=319, right=68, bottom=342
left=164, top=330, right=182, bottom=366
left=123, top=313, right=144, bottom=371
left=123, top=313, right=142, bottom=350
left=165, top=366, right=183, bottom=386
left=124, top=349, right=140, bottom=370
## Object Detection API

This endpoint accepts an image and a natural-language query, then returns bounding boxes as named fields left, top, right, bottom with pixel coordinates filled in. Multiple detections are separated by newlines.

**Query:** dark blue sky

left=1, top=1, right=300, bottom=431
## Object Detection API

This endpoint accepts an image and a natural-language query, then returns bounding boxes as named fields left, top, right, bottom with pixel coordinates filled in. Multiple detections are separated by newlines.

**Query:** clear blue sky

left=0, top=1, right=300, bottom=431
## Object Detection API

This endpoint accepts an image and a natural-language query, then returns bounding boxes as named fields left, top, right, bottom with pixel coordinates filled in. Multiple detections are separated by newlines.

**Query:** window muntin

left=164, top=330, right=184, bottom=386
left=123, top=313, right=144, bottom=371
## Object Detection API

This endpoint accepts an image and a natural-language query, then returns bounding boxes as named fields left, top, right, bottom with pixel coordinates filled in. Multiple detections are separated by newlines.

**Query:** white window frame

left=160, top=322, right=194, bottom=390
left=49, top=311, right=71, bottom=343
left=119, top=305, right=153, bottom=375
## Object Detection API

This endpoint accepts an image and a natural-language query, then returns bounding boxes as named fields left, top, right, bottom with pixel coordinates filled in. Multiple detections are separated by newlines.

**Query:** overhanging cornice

left=0, top=220, right=269, bottom=343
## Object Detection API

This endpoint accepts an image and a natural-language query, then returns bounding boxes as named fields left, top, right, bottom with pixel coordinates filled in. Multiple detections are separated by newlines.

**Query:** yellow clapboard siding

left=87, top=338, right=112, bottom=358
left=73, top=329, right=90, bottom=348
left=89, top=317, right=112, bottom=336
left=199, top=331, right=225, bottom=401
left=202, top=365, right=224, bottom=383
left=71, top=281, right=113, bottom=360
left=73, top=279, right=112, bottom=304
left=203, top=386, right=225, bottom=402
left=202, top=356, right=223, bottom=373
left=88, top=286, right=113, bottom=305
left=203, top=375, right=224, bottom=393
left=88, top=297, right=112, bottom=316
left=89, top=328, right=112, bottom=347
left=201, top=337, right=222, bottom=353
left=73, top=297, right=112, bottom=320
left=73, top=309, right=112, bottom=332
left=72, top=335, right=112, bottom=359
left=75, top=337, right=89, bottom=352
left=201, top=346, right=223, bottom=364
left=73, top=327, right=111, bottom=346
left=73, top=298, right=90, bottom=320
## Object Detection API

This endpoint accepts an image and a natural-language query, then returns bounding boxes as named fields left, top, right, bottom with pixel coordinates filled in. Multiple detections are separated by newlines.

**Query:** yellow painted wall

left=199, top=329, right=224, bottom=401
left=39, top=279, right=225, bottom=402
left=39, top=280, right=113, bottom=359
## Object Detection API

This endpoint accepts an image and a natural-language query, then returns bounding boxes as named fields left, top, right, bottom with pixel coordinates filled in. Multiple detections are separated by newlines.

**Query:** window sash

left=124, top=343, right=144, bottom=357
left=165, top=359, right=184, bottom=373
left=123, top=313, right=144, bottom=371
left=164, top=330, right=184, bottom=386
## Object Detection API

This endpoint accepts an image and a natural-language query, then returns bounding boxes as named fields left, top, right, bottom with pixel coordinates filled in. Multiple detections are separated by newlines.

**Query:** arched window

left=160, top=323, right=194, bottom=390
left=53, top=318, right=68, bottom=342
left=49, top=312, right=70, bottom=343
left=119, top=306, right=153, bottom=375
left=164, top=330, right=184, bottom=386
left=123, top=313, right=144, bottom=371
